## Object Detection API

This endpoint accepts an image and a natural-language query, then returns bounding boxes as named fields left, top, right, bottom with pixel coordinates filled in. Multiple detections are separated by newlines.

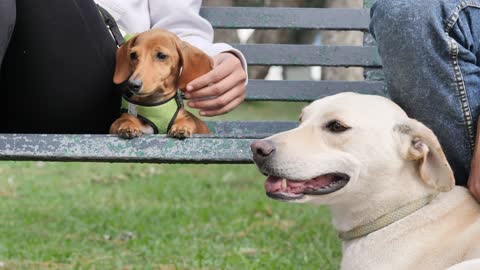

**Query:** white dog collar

left=338, top=193, right=438, bottom=241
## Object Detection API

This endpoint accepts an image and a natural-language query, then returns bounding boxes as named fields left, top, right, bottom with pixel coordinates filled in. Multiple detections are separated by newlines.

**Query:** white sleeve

left=149, top=0, right=248, bottom=77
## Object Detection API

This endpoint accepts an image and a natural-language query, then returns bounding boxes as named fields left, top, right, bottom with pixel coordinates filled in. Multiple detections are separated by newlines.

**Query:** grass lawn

left=0, top=102, right=342, bottom=270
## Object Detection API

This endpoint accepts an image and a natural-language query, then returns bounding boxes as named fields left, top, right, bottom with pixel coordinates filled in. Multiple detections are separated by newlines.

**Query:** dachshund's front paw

left=119, top=127, right=142, bottom=139
left=110, top=114, right=147, bottom=139
left=168, top=124, right=194, bottom=139
left=117, top=122, right=143, bottom=139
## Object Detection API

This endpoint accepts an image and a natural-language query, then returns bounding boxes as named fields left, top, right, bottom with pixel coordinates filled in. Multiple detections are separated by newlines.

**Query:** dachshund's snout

left=128, top=79, right=143, bottom=93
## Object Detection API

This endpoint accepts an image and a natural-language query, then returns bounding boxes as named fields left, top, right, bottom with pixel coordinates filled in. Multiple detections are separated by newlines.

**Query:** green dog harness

left=121, top=91, right=183, bottom=134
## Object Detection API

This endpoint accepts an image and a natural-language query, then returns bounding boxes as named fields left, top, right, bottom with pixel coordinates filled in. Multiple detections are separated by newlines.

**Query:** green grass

left=0, top=102, right=341, bottom=270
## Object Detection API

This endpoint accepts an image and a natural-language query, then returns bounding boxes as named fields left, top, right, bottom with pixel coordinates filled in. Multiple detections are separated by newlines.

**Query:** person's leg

left=0, top=0, right=120, bottom=134
left=0, top=0, right=16, bottom=68
left=370, top=0, right=480, bottom=186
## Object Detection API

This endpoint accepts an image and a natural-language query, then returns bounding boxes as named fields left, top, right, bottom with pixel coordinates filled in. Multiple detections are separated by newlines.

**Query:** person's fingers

left=183, top=53, right=246, bottom=116
left=471, top=188, right=480, bottom=201
left=186, top=55, right=237, bottom=91
left=468, top=154, right=480, bottom=201
left=188, top=84, right=244, bottom=111
left=185, top=68, right=227, bottom=91
left=184, top=70, right=245, bottom=100
left=469, top=177, right=480, bottom=201
left=199, top=95, right=245, bottom=117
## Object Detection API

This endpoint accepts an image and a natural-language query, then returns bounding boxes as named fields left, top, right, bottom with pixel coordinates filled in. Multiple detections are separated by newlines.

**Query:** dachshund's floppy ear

left=175, top=40, right=214, bottom=90
left=395, top=119, right=455, bottom=192
left=113, top=35, right=138, bottom=85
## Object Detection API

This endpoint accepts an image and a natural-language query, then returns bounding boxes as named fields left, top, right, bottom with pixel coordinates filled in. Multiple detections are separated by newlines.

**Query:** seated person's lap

left=0, top=0, right=120, bottom=134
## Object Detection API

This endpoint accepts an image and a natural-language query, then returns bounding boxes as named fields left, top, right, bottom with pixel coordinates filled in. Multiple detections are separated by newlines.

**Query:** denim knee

left=370, top=0, right=444, bottom=40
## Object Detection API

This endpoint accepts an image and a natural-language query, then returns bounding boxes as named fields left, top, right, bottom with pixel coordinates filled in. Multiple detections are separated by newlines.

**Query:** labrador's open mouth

left=264, top=173, right=350, bottom=201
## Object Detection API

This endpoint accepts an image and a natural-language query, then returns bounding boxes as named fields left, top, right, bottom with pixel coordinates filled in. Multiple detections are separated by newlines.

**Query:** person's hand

left=468, top=159, right=480, bottom=202
left=468, top=119, right=480, bottom=202
left=184, top=52, right=246, bottom=116
left=468, top=156, right=480, bottom=202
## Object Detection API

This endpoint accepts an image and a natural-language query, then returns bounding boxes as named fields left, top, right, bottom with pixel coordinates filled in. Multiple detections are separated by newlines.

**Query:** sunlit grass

left=0, top=101, right=341, bottom=270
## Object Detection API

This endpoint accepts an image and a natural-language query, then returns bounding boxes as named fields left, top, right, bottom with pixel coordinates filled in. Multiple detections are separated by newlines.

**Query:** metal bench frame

left=0, top=1, right=382, bottom=163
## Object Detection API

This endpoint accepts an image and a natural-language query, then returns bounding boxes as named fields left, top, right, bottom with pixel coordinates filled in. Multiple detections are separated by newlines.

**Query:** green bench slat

left=206, top=121, right=297, bottom=137
left=200, top=7, right=370, bottom=30
left=0, top=134, right=276, bottom=164
left=244, top=80, right=385, bottom=101
left=233, top=45, right=382, bottom=67
left=0, top=122, right=299, bottom=163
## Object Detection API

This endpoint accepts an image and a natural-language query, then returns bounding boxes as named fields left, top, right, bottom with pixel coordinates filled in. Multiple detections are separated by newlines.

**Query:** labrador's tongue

left=265, top=175, right=334, bottom=194
left=265, top=176, right=283, bottom=193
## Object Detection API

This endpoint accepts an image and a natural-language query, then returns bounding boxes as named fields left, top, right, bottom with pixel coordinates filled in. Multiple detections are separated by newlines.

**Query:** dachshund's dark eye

left=156, top=52, right=168, bottom=60
left=130, top=52, right=138, bottom=60
left=326, top=120, right=350, bottom=133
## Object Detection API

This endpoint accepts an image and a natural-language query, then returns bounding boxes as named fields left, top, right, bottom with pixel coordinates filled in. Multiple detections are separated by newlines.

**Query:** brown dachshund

left=110, top=28, right=211, bottom=139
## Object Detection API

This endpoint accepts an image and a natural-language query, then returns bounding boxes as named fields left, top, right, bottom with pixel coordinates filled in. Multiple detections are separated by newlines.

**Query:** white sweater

left=94, top=0, right=247, bottom=72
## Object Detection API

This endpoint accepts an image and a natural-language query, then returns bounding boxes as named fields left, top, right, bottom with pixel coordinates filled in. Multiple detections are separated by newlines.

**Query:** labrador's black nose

left=251, top=140, right=276, bottom=163
left=128, top=79, right=143, bottom=93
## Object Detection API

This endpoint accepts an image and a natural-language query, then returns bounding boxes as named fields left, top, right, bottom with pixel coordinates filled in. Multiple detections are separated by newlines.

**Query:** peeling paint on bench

left=0, top=134, right=255, bottom=163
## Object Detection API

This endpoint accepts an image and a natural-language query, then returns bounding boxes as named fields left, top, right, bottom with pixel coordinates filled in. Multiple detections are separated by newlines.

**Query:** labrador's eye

left=156, top=52, right=168, bottom=60
left=326, top=120, right=350, bottom=133
left=130, top=52, right=138, bottom=60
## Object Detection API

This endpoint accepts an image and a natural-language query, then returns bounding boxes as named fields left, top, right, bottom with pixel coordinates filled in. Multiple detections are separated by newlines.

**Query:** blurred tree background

left=203, top=0, right=364, bottom=81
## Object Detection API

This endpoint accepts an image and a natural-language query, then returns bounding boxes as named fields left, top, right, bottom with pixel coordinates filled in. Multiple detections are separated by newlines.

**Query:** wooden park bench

left=0, top=1, right=383, bottom=164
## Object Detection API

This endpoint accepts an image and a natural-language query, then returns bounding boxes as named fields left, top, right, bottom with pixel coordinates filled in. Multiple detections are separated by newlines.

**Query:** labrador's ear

left=395, top=119, right=454, bottom=192
left=175, top=40, right=214, bottom=90
left=113, top=35, right=138, bottom=85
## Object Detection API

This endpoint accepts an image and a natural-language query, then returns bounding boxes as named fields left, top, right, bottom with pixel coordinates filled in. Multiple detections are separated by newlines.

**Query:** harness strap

left=97, top=5, right=125, bottom=47
left=167, top=91, right=184, bottom=132
left=121, top=90, right=184, bottom=134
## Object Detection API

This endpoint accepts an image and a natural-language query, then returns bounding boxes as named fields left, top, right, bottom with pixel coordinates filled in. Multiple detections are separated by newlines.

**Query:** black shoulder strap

left=97, top=5, right=125, bottom=47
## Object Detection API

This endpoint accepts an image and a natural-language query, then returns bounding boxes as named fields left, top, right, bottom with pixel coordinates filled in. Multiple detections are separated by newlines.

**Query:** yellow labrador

left=251, top=93, right=480, bottom=270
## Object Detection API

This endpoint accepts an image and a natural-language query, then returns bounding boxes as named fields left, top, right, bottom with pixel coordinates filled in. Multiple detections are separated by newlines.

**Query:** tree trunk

left=321, top=0, right=364, bottom=81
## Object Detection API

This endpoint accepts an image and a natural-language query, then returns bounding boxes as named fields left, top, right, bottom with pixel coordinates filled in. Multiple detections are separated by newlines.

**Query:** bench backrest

left=0, top=1, right=383, bottom=163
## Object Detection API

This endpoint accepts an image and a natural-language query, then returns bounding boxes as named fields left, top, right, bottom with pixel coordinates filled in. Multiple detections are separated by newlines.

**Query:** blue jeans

left=370, top=0, right=480, bottom=186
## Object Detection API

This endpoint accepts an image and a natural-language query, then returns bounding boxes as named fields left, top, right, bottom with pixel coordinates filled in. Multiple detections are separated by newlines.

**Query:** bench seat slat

left=233, top=44, right=381, bottom=67
left=200, top=7, right=370, bottom=30
left=206, top=121, right=297, bottom=137
left=244, top=80, right=385, bottom=101
left=0, top=122, right=299, bottom=163
left=0, top=134, right=259, bottom=164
